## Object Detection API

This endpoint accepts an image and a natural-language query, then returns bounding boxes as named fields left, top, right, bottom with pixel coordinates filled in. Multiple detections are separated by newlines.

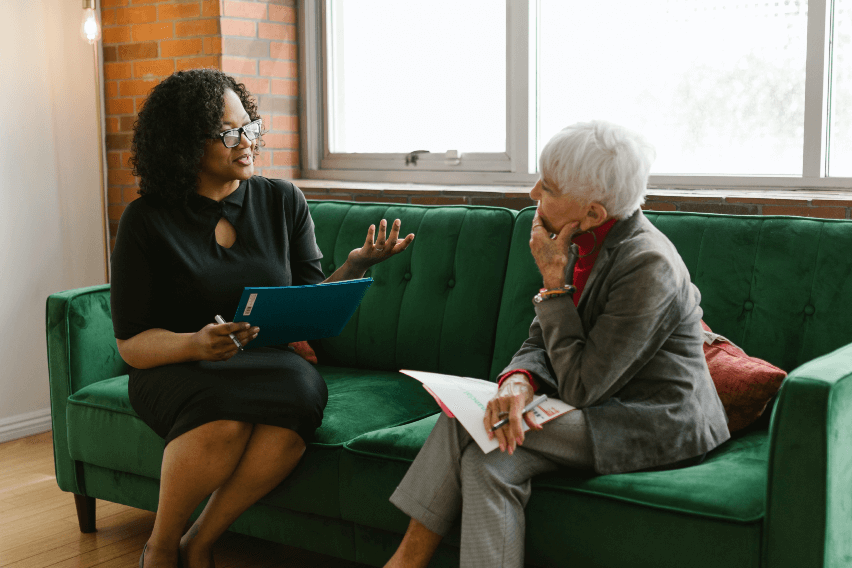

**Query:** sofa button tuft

left=804, top=305, right=815, bottom=316
left=404, top=272, right=412, bottom=281
left=744, top=301, right=754, bottom=311
left=448, top=279, right=455, bottom=288
left=328, top=264, right=335, bottom=272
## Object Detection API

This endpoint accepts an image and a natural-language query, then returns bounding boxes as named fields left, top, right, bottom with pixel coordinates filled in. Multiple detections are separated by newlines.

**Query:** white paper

left=400, top=369, right=576, bottom=453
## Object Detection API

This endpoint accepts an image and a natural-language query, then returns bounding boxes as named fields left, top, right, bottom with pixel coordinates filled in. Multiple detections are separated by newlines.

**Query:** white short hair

left=538, top=121, right=656, bottom=219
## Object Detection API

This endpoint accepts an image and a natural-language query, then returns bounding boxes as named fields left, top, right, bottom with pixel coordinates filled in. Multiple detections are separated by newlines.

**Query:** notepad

left=232, top=278, right=373, bottom=348
left=400, top=370, right=576, bottom=453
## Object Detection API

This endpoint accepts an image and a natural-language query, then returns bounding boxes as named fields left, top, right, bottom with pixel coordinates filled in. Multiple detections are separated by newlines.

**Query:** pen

left=490, top=394, right=549, bottom=432
left=214, top=314, right=244, bottom=351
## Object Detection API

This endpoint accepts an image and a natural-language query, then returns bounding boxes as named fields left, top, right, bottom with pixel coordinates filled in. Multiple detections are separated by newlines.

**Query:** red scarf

left=570, top=218, right=617, bottom=306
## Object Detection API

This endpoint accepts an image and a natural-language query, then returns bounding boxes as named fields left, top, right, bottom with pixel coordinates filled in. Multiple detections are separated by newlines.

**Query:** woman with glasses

left=110, top=69, right=414, bottom=568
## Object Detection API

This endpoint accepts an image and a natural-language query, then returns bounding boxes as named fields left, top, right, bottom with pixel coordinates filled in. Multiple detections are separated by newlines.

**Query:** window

left=300, top=0, right=852, bottom=188
left=326, top=1, right=506, bottom=156
left=830, top=0, right=852, bottom=176
left=539, top=0, right=807, bottom=176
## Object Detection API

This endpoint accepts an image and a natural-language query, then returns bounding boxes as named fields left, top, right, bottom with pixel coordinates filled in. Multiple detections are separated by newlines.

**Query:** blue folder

left=232, top=278, right=373, bottom=348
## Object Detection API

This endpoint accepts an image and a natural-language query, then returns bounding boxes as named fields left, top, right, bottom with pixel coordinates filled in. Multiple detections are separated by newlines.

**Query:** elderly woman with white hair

left=382, top=120, right=730, bottom=568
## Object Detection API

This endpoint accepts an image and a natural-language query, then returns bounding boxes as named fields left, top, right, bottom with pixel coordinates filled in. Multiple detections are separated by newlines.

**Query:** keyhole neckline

left=215, top=216, right=238, bottom=249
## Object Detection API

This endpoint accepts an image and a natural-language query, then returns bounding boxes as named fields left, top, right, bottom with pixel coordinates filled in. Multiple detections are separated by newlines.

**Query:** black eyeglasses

left=214, top=119, right=262, bottom=148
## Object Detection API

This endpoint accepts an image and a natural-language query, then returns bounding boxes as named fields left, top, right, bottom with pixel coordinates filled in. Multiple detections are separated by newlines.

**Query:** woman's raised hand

left=193, top=321, right=259, bottom=361
left=530, top=213, right=578, bottom=289
left=348, top=218, right=415, bottom=272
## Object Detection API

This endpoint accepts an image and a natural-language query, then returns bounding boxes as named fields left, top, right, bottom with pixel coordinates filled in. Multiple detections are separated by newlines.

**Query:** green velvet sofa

left=46, top=202, right=852, bottom=568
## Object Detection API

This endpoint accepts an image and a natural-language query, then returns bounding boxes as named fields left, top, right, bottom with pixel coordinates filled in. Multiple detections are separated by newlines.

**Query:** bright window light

left=326, top=0, right=506, bottom=154
left=538, top=0, right=808, bottom=176
left=829, top=0, right=852, bottom=176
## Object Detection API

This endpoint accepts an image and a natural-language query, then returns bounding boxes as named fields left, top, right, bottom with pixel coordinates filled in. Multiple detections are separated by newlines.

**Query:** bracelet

left=533, top=285, right=577, bottom=304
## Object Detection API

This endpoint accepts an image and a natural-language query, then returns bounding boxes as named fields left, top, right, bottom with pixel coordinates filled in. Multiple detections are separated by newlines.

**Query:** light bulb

left=80, top=7, right=101, bottom=44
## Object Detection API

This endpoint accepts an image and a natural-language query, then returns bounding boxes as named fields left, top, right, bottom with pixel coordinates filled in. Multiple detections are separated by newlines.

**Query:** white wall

left=0, top=0, right=107, bottom=441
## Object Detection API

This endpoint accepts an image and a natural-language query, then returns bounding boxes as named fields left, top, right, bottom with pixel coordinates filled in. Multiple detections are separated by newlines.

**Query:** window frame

left=299, top=0, right=852, bottom=190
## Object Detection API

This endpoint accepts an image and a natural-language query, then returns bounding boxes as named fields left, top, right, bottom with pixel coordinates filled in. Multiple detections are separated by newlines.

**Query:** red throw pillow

left=289, top=341, right=318, bottom=364
left=700, top=321, right=786, bottom=433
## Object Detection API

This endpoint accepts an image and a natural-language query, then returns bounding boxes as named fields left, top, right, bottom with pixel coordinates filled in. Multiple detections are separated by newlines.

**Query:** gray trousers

left=389, top=410, right=595, bottom=568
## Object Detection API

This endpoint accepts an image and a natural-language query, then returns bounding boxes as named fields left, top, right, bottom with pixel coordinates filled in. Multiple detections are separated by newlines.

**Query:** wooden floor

left=0, top=432, right=371, bottom=568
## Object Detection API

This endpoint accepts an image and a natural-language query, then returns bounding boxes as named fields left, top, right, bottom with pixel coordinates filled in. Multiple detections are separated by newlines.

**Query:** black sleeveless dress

left=110, top=177, right=328, bottom=445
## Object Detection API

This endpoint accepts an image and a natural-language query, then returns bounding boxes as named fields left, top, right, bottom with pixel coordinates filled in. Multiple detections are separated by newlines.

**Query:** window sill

left=295, top=178, right=851, bottom=198
left=294, top=180, right=852, bottom=219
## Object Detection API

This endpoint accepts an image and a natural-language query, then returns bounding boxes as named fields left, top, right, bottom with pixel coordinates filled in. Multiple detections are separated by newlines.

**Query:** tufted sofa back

left=491, top=208, right=852, bottom=377
left=645, top=212, right=852, bottom=371
left=308, top=201, right=515, bottom=379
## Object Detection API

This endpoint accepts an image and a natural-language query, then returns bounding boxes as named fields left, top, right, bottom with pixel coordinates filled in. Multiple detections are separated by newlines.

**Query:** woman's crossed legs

left=385, top=410, right=594, bottom=568
left=142, top=421, right=304, bottom=568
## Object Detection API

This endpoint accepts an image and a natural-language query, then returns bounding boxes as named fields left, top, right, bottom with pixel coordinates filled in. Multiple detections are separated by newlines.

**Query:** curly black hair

left=130, top=68, right=263, bottom=204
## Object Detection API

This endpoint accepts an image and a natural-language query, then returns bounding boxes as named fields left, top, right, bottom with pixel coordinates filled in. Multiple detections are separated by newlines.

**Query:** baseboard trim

left=0, top=407, right=52, bottom=443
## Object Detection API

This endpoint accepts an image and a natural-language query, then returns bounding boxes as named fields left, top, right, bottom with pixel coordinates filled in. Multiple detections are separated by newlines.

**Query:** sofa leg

left=73, top=493, right=97, bottom=533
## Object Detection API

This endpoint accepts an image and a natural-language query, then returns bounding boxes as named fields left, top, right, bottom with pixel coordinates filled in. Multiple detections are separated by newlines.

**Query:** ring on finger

left=497, top=411, right=509, bottom=418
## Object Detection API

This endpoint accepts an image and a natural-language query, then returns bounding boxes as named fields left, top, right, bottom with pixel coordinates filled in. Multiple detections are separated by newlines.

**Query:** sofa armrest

left=46, top=284, right=128, bottom=494
left=764, top=342, right=852, bottom=568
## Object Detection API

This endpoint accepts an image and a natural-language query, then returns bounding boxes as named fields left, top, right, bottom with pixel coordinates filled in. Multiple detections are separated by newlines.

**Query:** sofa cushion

left=309, top=364, right=440, bottom=446
left=66, top=375, right=165, bottom=479
left=340, top=414, right=768, bottom=533
left=702, top=320, right=786, bottom=432
left=264, top=364, right=440, bottom=517
left=308, top=201, right=515, bottom=380
left=66, top=365, right=440, bottom=518
left=339, top=415, right=441, bottom=533
left=290, top=340, right=318, bottom=364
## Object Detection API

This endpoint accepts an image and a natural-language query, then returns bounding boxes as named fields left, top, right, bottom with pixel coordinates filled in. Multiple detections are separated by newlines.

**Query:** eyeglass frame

left=213, top=118, right=263, bottom=148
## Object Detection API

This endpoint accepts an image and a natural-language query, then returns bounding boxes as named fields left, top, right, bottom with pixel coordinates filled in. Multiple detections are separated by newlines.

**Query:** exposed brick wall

left=642, top=194, right=852, bottom=219
left=298, top=185, right=537, bottom=210
left=102, top=0, right=223, bottom=250
left=101, top=0, right=298, bottom=251
left=220, top=0, right=300, bottom=181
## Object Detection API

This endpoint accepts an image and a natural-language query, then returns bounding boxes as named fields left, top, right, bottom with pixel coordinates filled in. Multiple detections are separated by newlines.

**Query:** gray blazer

left=502, top=210, right=730, bottom=474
